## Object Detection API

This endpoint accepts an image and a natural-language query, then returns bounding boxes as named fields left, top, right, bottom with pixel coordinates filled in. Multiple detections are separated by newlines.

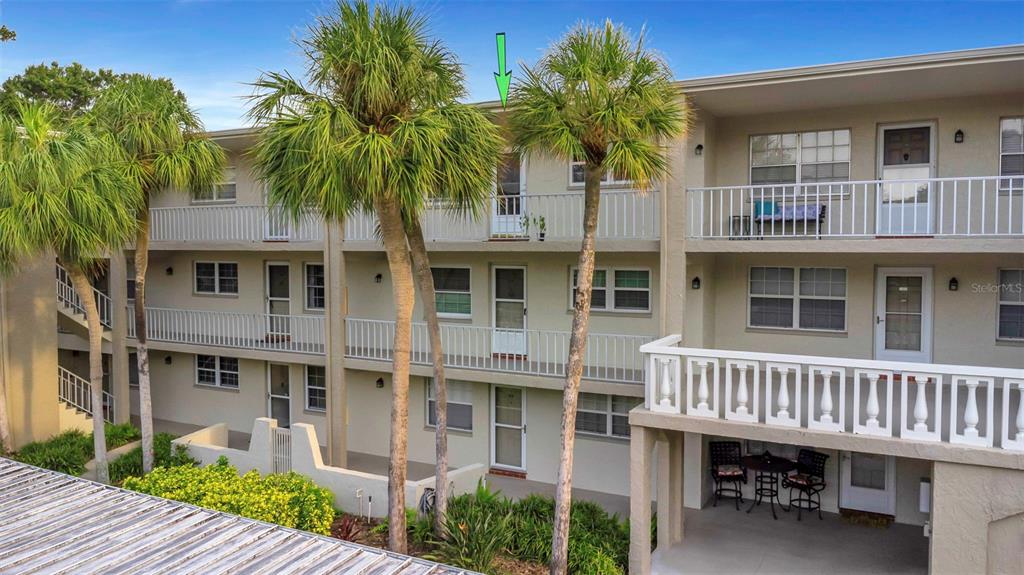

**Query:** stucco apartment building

left=1, top=45, right=1022, bottom=574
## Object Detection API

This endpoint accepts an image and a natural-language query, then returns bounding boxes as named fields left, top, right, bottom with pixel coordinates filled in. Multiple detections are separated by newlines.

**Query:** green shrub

left=108, top=433, right=197, bottom=484
left=104, top=423, right=141, bottom=449
left=122, top=458, right=335, bottom=534
left=430, top=483, right=512, bottom=573
left=12, top=430, right=93, bottom=475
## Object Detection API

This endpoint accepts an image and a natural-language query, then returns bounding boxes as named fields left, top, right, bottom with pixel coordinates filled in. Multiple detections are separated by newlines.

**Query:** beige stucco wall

left=703, top=252, right=1024, bottom=368
left=2, top=257, right=60, bottom=448
left=345, top=369, right=633, bottom=496
left=930, top=461, right=1024, bottom=574
left=150, top=148, right=264, bottom=209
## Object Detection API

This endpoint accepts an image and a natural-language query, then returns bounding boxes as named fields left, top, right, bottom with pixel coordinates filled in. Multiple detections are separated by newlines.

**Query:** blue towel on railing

left=755, top=204, right=823, bottom=222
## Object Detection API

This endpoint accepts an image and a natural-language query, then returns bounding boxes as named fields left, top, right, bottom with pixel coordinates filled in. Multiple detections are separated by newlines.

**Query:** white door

left=267, top=363, right=291, bottom=428
left=492, top=266, right=527, bottom=356
left=877, top=123, right=936, bottom=235
left=840, top=451, right=896, bottom=515
left=874, top=267, right=932, bottom=363
left=491, top=386, right=526, bottom=471
left=266, top=262, right=291, bottom=338
left=264, top=186, right=291, bottom=240
left=491, top=154, right=525, bottom=237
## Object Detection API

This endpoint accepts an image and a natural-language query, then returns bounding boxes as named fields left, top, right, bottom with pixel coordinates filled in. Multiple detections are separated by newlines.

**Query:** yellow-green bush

left=122, top=457, right=334, bottom=535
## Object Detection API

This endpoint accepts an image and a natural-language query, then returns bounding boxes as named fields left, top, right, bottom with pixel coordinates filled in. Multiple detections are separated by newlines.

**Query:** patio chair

left=709, top=441, right=747, bottom=510
left=782, top=449, right=829, bottom=520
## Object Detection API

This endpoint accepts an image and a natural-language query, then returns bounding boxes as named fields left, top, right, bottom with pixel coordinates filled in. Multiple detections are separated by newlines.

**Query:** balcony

left=346, top=318, right=652, bottom=384
left=344, top=190, right=660, bottom=246
left=127, top=307, right=326, bottom=355
left=148, top=205, right=323, bottom=245
left=687, top=176, right=1023, bottom=246
left=640, top=335, right=1024, bottom=452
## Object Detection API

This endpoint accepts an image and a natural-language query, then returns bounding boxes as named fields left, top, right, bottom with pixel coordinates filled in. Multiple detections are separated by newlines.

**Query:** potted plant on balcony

left=519, top=213, right=531, bottom=239
left=533, top=215, right=547, bottom=241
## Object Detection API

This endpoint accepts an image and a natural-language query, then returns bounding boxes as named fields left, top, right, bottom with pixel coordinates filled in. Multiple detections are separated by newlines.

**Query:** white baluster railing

left=640, top=337, right=1024, bottom=451
left=687, top=176, right=1023, bottom=240
left=128, top=307, right=325, bottom=355
left=149, top=205, right=324, bottom=243
left=343, top=190, right=660, bottom=243
left=58, top=366, right=114, bottom=423
left=345, top=318, right=652, bottom=384
left=55, top=264, right=112, bottom=328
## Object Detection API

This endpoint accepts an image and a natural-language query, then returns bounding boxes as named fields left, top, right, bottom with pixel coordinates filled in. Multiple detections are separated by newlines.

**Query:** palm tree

left=508, top=21, right=686, bottom=574
left=89, top=75, right=224, bottom=474
left=0, top=102, right=140, bottom=482
left=247, top=0, right=501, bottom=552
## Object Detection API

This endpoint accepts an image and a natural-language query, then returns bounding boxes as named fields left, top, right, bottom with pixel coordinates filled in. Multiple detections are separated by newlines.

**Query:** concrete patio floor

left=652, top=504, right=929, bottom=575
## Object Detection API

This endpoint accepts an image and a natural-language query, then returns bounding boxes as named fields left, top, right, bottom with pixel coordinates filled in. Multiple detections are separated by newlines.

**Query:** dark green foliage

left=107, top=433, right=197, bottom=484
left=428, top=492, right=512, bottom=573
left=10, top=424, right=143, bottom=477
left=0, top=62, right=122, bottom=116
left=104, top=423, right=141, bottom=450
left=0, top=25, right=14, bottom=42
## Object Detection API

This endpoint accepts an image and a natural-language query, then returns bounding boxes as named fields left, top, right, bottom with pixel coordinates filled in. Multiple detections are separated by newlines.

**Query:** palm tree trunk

left=550, top=164, right=603, bottom=575
left=405, top=218, right=448, bottom=535
left=375, top=196, right=414, bottom=554
left=0, top=281, right=12, bottom=454
left=67, top=265, right=110, bottom=484
left=134, top=206, right=155, bottom=473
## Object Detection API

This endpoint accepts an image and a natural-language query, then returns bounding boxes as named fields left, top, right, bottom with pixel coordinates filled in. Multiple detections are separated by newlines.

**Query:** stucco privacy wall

left=704, top=252, right=1024, bottom=368
left=930, top=461, right=1024, bottom=574
left=344, top=251, right=661, bottom=337
left=2, top=256, right=60, bottom=448
left=130, top=351, right=325, bottom=438
left=345, top=370, right=634, bottom=496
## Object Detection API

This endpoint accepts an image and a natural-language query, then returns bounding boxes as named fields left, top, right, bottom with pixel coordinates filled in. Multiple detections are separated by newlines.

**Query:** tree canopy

left=0, top=62, right=123, bottom=117
left=0, top=25, right=14, bottom=42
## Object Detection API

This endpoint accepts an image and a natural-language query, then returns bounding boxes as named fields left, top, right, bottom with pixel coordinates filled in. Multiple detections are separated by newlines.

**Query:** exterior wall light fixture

left=374, top=273, right=383, bottom=283
left=954, top=129, right=964, bottom=144
left=948, top=277, right=959, bottom=291
left=694, top=144, right=704, bottom=156
left=692, top=276, right=701, bottom=290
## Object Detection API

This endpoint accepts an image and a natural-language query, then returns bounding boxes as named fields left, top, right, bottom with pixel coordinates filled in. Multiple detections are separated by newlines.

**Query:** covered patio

left=651, top=504, right=927, bottom=574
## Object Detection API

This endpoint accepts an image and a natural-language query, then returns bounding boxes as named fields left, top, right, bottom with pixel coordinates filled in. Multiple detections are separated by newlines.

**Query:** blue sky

left=2, top=1, right=1022, bottom=130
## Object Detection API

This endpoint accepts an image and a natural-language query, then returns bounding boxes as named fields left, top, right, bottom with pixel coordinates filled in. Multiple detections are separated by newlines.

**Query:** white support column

left=324, top=221, right=348, bottom=467
left=109, top=251, right=130, bottom=424
left=683, top=431, right=704, bottom=509
left=629, top=424, right=656, bottom=575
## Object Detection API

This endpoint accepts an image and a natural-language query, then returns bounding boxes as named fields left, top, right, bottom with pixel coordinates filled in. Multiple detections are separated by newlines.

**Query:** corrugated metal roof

left=0, top=458, right=476, bottom=575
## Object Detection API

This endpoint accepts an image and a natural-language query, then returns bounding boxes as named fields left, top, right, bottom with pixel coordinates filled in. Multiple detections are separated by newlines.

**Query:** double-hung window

left=750, top=130, right=851, bottom=187
left=576, top=393, right=641, bottom=438
left=570, top=155, right=631, bottom=186
left=194, top=262, right=238, bottom=295
left=432, top=267, right=471, bottom=318
left=192, top=166, right=236, bottom=203
left=426, top=379, right=473, bottom=431
left=998, top=269, right=1024, bottom=340
left=305, top=263, right=325, bottom=310
left=1000, top=117, right=1023, bottom=193
left=571, top=268, right=649, bottom=312
left=305, top=366, right=327, bottom=411
left=196, top=355, right=239, bottom=389
left=749, top=267, right=846, bottom=331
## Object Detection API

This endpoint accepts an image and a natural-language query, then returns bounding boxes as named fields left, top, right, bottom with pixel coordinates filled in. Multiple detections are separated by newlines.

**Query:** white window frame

left=304, top=365, right=327, bottom=412
left=747, top=266, right=847, bottom=332
left=432, top=266, right=472, bottom=319
left=304, top=263, right=325, bottom=311
left=192, top=166, right=237, bottom=204
left=425, top=379, right=474, bottom=432
left=997, top=268, right=1024, bottom=341
left=569, top=155, right=632, bottom=187
left=999, top=117, right=1024, bottom=194
left=195, top=355, right=239, bottom=389
left=749, top=129, right=852, bottom=189
left=570, top=267, right=650, bottom=313
left=575, top=393, right=637, bottom=439
left=194, top=261, right=239, bottom=295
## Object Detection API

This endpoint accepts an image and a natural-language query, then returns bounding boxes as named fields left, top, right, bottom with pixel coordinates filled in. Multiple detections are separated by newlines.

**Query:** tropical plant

left=247, top=0, right=501, bottom=551
left=107, top=432, right=197, bottom=484
left=0, top=62, right=122, bottom=117
left=429, top=497, right=512, bottom=572
left=0, top=102, right=141, bottom=483
left=507, top=20, right=686, bottom=574
left=12, top=423, right=143, bottom=476
left=89, top=75, right=224, bottom=475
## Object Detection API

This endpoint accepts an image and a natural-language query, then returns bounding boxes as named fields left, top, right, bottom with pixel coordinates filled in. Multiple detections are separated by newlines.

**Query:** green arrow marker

left=494, top=32, right=511, bottom=108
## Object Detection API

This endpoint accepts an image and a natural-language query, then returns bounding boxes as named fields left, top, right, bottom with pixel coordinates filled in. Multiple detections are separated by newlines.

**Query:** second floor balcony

left=148, top=205, right=324, bottom=246
left=687, top=176, right=1023, bottom=245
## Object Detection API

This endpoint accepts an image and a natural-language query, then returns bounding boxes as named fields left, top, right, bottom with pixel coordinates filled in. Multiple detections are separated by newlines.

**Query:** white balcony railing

left=345, top=190, right=660, bottom=243
left=56, top=264, right=112, bottom=328
left=688, top=176, right=1023, bottom=239
left=149, top=205, right=323, bottom=243
left=128, top=307, right=325, bottom=355
left=346, top=318, right=652, bottom=384
left=58, top=366, right=114, bottom=423
left=642, top=335, right=1024, bottom=451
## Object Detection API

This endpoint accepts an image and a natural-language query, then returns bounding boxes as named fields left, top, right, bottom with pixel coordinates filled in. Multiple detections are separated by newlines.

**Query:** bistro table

left=742, top=453, right=796, bottom=520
